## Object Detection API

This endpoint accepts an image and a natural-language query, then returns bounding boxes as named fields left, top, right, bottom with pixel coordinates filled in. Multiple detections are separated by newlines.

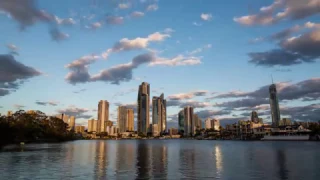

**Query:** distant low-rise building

left=169, top=128, right=179, bottom=136
left=75, top=126, right=85, bottom=133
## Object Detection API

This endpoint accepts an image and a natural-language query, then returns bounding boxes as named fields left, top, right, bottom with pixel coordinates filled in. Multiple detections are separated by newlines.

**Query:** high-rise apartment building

left=205, top=118, right=211, bottom=129
left=183, top=106, right=194, bottom=136
left=97, top=100, right=109, bottom=133
left=193, top=114, right=202, bottom=130
left=127, top=108, right=134, bottom=131
left=178, top=110, right=185, bottom=133
left=251, top=111, right=259, bottom=123
left=88, top=119, right=94, bottom=132
left=152, top=93, right=167, bottom=134
left=137, top=82, right=150, bottom=135
left=212, top=119, right=220, bottom=131
left=56, top=113, right=69, bottom=124
left=118, top=106, right=128, bottom=133
left=75, top=126, right=85, bottom=133
left=269, top=84, right=280, bottom=127
left=69, top=116, right=76, bottom=131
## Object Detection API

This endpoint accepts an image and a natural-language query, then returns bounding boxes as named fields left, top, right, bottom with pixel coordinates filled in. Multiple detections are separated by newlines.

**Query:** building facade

left=152, top=93, right=167, bottom=134
left=212, top=119, right=220, bottom=131
left=118, top=106, right=128, bottom=133
left=178, top=110, right=185, bottom=133
left=69, top=116, right=76, bottom=131
left=97, top=100, right=109, bottom=133
left=137, top=82, right=150, bottom=135
left=269, top=84, right=281, bottom=127
left=127, top=108, right=134, bottom=131
left=183, top=106, right=194, bottom=136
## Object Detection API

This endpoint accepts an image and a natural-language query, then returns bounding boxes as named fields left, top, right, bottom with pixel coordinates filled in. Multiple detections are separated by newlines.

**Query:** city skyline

left=0, top=0, right=319, bottom=129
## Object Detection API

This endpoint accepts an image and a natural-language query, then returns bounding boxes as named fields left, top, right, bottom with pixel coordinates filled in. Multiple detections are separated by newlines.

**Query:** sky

left=0, top=0, right=319, bottom=128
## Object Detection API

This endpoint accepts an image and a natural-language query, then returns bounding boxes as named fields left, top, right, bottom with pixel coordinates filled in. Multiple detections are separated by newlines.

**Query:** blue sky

left=0, top=0, right=319, bottom=127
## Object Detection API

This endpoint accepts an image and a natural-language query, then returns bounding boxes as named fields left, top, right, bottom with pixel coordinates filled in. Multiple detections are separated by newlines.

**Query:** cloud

left=269, top=25, right=301, bottom=41
left=0, top=88, right=10, bottom=96
left=6, top=44, right=19, bottom=52
left=0, top=54, right=41, bottom=96
left=193, top=22, right=202, bottom=26
left=105, top=15, right=124, bottom=25
left=146, top=4, right=158, bottom=11
left=66, top=53, right=154, bottom=85
left=101, top=31, right=170, bottom=59
left=188, top=44, right=212, bottom=55
left=168, top=90, right=208, bottom=100
left=73, top=89, right=86, bottom=94
left=114, top=102, right=137, bottom=112
left=200, top=13, right=212, bottom=21
left=164, top=28, right=175, bottom=34
left=54, top=16, right=76, bottom=26
left=14, top=104, right=25, bottom=109
left=86, top=22, right=103, bottom=29
left=179, top=100, right=211, bottom=109
left=249, top=37, right=265, bottom=44
left=195, top=109, right=232, bottom=119
left=131, top=11, right=145, bottom=18
left=57, top=106, right=92, bottom=119
left=118, top=3, right=131, bottom=9
left=234, top=0, right=320, bottom=26
left=49, top=28, right=69, bottom=41
left=281, top=104, right=320, bottom=122
left=0, top=0, right=53, bottom=29
left=148, top=54, right=202, bottom=66
left=212, top=78, right=320, bottom=104
left=249, top=29, right=320, bottom=67
left=113, top=88, right=136, bottom=97
left=35, top=101, right=58, bottom=106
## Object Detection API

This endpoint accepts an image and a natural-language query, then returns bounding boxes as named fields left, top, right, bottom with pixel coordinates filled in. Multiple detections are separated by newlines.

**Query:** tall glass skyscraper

left=118, top=106, right=127, bottom=133
left=178, top=110, right=184, bottom=133
left=97, top=100, right=109, bottom=133
left=152, top=93, right=167, bottom=134
left=183, top=106, right=194, bottom=136
left=138, top=82, right=150, bottom=135
left=269, top=84, right=280, bottom=127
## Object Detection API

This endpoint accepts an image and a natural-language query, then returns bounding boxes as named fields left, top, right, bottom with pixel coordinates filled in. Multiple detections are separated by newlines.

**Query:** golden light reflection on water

left=215, top=145, right=223, bottom=176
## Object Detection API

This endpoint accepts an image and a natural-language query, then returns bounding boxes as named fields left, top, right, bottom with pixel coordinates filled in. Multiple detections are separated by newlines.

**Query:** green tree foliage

left=0, top=110, right=76, bottom=147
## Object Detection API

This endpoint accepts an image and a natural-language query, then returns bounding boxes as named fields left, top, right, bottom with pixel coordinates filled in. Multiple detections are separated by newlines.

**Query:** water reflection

left=151, top=144, right=168, bottom=179
left=215, top=145, right=223, bottom=177
left=277, top=149, right=289, bottom=180
left=94, top=141, right=108, bottom=179
left=179, top=148, right=195, bottom=179
left=135, top=141, right=151, bottom=179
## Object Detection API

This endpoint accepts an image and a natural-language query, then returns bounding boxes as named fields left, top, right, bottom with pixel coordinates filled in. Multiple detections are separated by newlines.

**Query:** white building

left=212, top=119, right=220, bottom=131
left=97, top=100, right=109, bottom=133
left=205, top=118, right=212, bottom=129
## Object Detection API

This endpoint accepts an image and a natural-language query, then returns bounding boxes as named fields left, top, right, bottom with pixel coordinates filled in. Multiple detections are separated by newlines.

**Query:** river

left=0, top=140, right=319, bottom=180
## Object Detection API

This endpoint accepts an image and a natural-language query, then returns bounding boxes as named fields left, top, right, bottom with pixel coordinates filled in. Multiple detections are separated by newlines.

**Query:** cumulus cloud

left=57, top=106, right=92, bottom=119
left=131, top=11, right=145, bottom=18
left=0, top=0, right=53, bottom=29
left=200, top=13, right=212, bottom=21
left=234, top=0, right=320, bottom=26
left=65, top=53, right=154, bottom=85
left=105, top=15, right=124, bottom=25
left=148, top=55, right=202, bottom=66
left=86, top=22, right=103, bottom=30
left=101, top=31, right=170, bottom=59
left=193, top=22, right=202, bottom=26
left=54, top=16, right=76, bottom=26
left=49, top=28, right=69, bottom=41
left=146, top=4, right=158, bottom=11
left=249, top=29, right=320, bottom=66
left=167, top=90, right=208, bottom=100
left=35, top=101, right=58, bottom=106
left=163, top=28, right=175, bottom=34
left=215, top=98, right=270, bottom=109
left=6, top=44, right=19, bottom=52
left=0, top=54, right=41, bottom=96
left=281, top=103, right=320, bottom=122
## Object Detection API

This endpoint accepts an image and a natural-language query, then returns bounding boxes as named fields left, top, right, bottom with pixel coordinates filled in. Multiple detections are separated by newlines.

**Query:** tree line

left=0, top=110, right=76, bottom=147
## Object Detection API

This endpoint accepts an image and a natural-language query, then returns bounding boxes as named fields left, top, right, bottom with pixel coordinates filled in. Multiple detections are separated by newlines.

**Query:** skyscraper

left=138, top=82, right=150, bottom=135
left=69, top=116, right=75, bottom=131
left=98, top=100, right=109, bottom=133
left=127, top=108, right=134, bottom=131
left=193, top=114, right=202, bottom=130
left=183, top=106, right=194, bottom=136
left=178, top=110, right=185, bottom=133
left=152, top=93, right=167, bottom=134
left=118, top=106, right=128, bottom=133
left=269, top=84, right=280, bottom=127
left=205, top=118, right=211, bottom=129
left=251, top=111, right=259, bottom=123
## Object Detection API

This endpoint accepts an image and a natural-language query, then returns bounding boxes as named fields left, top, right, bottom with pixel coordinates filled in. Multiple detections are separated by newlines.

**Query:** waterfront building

left=137, top=82, right=150, bottom=135
left=93, top=120, right=98, bottom=132
left=118, top=106, right=127, bottom=133
left=205, top=118, right=211, bottom=129
left=69, top=116, right=76, bottom=131
left=178, top=110, right=184, bottom=133
left=127, top=108, right=134, bottom=131
left=88, top=119, right=98, bottom=132
left=106, top=120, right=113, bottom=127
left=251, top=111, right=259, bottom=123
left=279, top=118, right=292, bottom=126
left=56, top=113, right=69, bottom=124
left=97, top=100, right=109, bottom=133
left=152, top=93, right=167, bottom=134
left=75, top=126, right=85, bottom=133
left=212, top=119, right=220, bottom=131
left=183, top=106, right=194, bottom=136
left=269, top=84, right=281, bottom=127
left=193, top=114, right=202, bottom=130
left=152, top=124, right=159, bottom=137
left=169, top=128, right=179, bottom=136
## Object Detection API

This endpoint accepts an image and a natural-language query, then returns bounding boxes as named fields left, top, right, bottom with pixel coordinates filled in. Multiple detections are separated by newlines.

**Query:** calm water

left=0, top=140, right=319, bottom=180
